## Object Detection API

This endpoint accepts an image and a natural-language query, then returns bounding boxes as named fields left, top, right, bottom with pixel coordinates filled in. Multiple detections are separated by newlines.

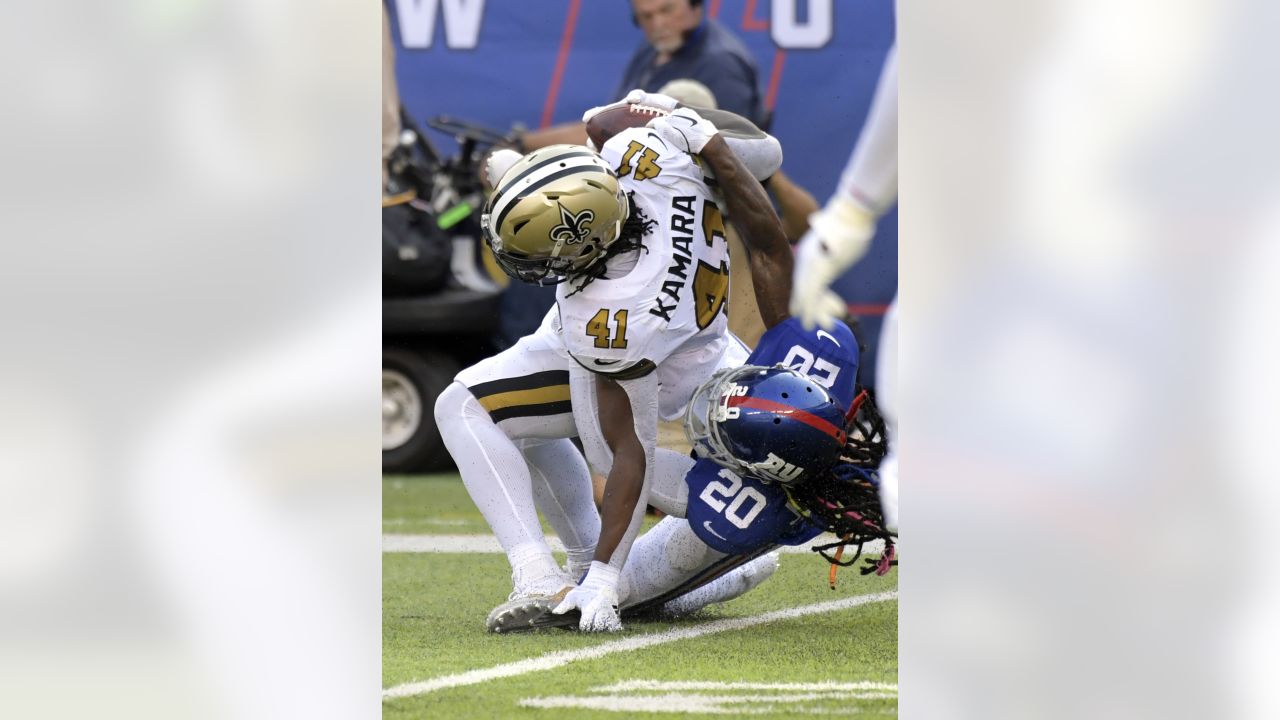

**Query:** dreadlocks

left=564, top=192, right=656, bottom=297
left=784, top=388, right=897, bottom=577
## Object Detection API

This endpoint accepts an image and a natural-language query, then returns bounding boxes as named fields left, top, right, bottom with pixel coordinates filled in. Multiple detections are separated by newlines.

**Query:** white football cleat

left=662, top=552, right=780, bottom=616
left=486, top=563, right=576, bottom=633
left=486, top=581, right=573, bottom=634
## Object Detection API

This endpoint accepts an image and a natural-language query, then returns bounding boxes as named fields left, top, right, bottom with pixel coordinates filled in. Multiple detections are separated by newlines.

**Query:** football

left=585, top=102, right=671, bottom=148
left=586, top=104, right=768, bottom=151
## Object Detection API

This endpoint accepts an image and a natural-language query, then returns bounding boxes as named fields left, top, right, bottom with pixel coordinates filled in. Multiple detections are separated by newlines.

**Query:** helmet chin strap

left=548, top=235, right=568, bottom=259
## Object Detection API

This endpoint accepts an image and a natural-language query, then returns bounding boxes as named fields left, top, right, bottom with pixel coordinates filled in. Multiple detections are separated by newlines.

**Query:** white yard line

left=383, top=533, right=886, bottom=555
left=598, top=680, right=897, bottom=693
left=383, top=534, right=562, bottom=553
left=382, top=590, right=897, bottom=701
left=519, top=680, right=898, bottom=715
left=519, top=691, right=895, bottom=714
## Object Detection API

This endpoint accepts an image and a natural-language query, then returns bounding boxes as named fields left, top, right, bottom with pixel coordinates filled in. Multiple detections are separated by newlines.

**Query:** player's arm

left=646, top=104, right=791, bottom=327
left=513, top=122, right=588, bottom=151
left=554, top=361, right=660, bottom=632
left=593, top=374, right=648, bottom=565
left=697, top=132, right=793, bottom=329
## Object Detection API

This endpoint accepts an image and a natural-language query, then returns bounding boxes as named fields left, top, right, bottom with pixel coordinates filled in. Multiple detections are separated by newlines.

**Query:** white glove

left=790, top=195, right=878, bottom=330
left=648, top=107, right=719, bottom=154
left=483, top=148, right=523, bottom=191
left=552, top=561, right=622, bottom=632
left=622, top=89, right=680, bottom=113
left=581, top=90, right=680, bottom=124
left=583, top=88, right=686, bottom=122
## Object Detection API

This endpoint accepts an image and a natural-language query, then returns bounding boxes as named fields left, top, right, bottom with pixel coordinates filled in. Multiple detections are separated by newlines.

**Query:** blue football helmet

left=684, top=365, right=848, bottom=485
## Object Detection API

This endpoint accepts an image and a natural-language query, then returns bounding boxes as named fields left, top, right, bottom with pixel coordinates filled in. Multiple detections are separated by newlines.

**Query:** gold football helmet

left=481, top=144, right=630, bottom=285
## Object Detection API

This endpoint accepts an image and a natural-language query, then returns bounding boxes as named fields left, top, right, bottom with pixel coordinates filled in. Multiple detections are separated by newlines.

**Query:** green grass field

left=384, top=474, right=898, bottom=718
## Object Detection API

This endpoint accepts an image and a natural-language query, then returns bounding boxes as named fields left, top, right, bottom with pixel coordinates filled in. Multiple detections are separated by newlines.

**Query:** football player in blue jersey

left=617, top=319, right=894, bottom=620
left=681, top=355, right=895, bottom=596
left=488, top=313, right=894, bottom=632
left=681, top=319, right=861, bottom=557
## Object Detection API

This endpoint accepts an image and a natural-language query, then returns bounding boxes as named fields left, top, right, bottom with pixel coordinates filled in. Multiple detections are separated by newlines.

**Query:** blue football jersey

left=686, top=318, right=860, bottom=553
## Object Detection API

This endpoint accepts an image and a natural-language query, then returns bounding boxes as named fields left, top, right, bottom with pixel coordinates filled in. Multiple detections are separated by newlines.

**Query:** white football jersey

left=554, top=127, right=732, bottom=417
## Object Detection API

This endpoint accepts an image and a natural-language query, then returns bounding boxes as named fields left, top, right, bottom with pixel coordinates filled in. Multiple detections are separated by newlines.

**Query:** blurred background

left=381, top=0, right=897, bottom=473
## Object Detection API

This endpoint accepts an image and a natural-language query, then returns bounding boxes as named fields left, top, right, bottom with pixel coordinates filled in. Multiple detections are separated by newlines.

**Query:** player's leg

left=434, top=322, right=590, bottom=599
left=568, top=365, right=612, bottom=474
left=660, top=551, right=780, bottom=617
left=491, top=514, right=778, bottom=632
left=875, top=298, right=899, bottom=533
left=434, top=377, right=572, bottom=598
left=520, top=440, right=713, bottom=583
left=484, top=418, right=698, bottom=632
left=618, top=517, right=778, bottom=615
left=568, top=365, right=691, bottom=518
left=524, top=437, right=599, bottom=579
left=618, top=515, right=723, bottom=606
left=647, top=447, right=694, bottom=517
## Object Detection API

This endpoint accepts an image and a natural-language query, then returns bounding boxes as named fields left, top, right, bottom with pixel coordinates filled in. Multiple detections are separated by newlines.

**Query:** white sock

left=508, top=542, right=568, bottom=595
left=524, top=437, right=600, bottom=578
left=434, top=382, right=557, bottom=579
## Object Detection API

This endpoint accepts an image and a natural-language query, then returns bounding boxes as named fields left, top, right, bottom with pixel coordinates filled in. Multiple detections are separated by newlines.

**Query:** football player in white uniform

left=433, top=94, right=791, bottom=632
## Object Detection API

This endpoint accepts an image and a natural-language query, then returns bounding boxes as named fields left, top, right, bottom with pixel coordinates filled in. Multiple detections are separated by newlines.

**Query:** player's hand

left=622, top=89, right=681, bottom=113
left=552, top=561, right=622, bottom=633
left=582, top=90, right=679, bottom=124
left=648, top=107, right=719, bottom=155
left=790, top=196, right=878, bottom=330
left=482, top=148, right=523, bottom=192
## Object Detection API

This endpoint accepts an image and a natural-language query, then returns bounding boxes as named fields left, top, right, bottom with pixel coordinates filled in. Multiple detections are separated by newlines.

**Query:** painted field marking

left=520, top=680, right=897, bottom=715
left=383, top=533, right=536, bottom=553
left=383, top=533, right=887, bottom=556
left=600, top=680, right=898, bottom=693
left=384, top=515, right=476, bottom=527
left=520, top=692, right=893, bottom=714
left=382, top=518, right=469, bottom=527
left=382, top=590, right=897, bottom=701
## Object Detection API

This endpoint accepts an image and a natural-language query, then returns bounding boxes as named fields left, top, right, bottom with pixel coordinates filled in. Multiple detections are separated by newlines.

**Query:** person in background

left=617, top=0, right=763, bottom=125
left=382, top=5, right=400, bottom=194
left=516, top=0, right=765, bottom=150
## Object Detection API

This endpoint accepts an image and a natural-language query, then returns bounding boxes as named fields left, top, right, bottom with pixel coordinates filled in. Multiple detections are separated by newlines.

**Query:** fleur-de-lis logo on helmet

left=549, top=202, right=594, bottom=246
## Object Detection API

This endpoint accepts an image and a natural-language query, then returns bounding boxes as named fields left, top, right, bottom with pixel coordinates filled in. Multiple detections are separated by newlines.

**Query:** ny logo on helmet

left=550, top=203, right=594, bottom=245
left=747, top=452, right=804, bottom=484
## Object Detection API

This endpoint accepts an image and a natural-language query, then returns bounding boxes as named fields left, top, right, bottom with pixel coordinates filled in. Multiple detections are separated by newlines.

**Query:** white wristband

left=582, top=561, right=621, bottom=590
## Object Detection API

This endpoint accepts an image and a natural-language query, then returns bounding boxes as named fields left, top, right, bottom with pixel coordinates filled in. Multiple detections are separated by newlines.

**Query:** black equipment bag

left=383, top=199, right=452, bottom=296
